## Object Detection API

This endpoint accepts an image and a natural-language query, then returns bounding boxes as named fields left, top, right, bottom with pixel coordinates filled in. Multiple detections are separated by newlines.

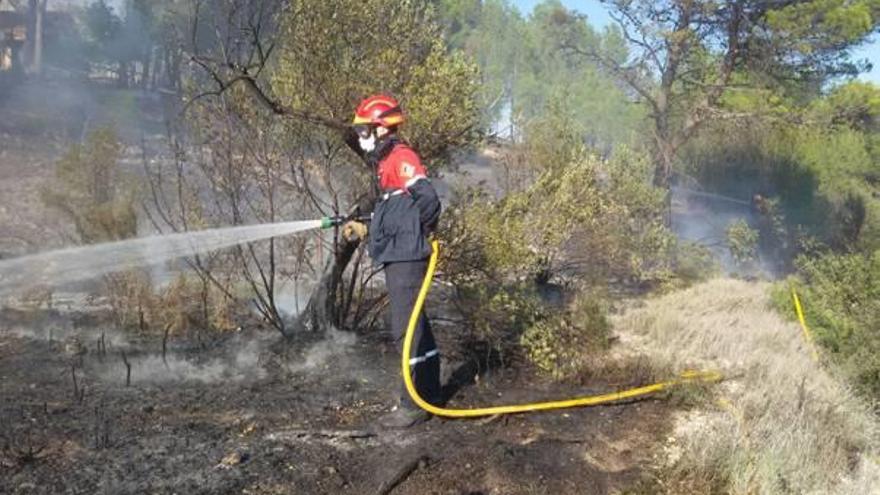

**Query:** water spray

left=0, top=215, right=724, bottom=419
left=0, top=220, right=325, bottom=299
left=672, top=185, right=752, bottom=207
left=0, top=214, right=378, bottom=300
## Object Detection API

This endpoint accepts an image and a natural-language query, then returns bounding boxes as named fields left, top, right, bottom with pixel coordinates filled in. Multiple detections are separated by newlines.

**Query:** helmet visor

left=353, top=124, right=374, bottom=139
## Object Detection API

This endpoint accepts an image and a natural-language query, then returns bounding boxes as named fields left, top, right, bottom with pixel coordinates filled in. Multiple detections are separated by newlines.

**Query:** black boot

left=377, top=405, right=431, bottom=429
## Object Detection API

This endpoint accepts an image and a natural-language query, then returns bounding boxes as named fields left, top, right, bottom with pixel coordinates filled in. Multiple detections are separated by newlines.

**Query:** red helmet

left=352, top=94, right=405, bottom=128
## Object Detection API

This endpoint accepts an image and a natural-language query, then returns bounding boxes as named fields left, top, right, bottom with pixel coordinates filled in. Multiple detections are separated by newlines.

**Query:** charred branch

left=120, top=351, right=131, bottom=387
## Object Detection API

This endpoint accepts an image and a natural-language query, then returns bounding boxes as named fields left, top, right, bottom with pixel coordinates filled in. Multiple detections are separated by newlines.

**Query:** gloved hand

left=341, top=221, right=368, bottom=242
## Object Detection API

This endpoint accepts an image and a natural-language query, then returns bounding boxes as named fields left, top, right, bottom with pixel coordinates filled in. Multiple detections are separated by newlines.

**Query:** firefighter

left=342, top=94, right=442, bottom=428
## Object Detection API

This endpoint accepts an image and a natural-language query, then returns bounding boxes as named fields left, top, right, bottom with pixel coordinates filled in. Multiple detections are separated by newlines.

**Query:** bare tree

left=151, top=0, right=477, bottom=336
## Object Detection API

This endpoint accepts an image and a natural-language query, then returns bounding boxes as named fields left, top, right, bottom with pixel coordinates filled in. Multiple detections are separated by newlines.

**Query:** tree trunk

left=141, top=48, right=152, bottom=89
left=119, top=61, right=129, bottom=88
left=167, top=49, right=182, bottom=90
left=31, top=0, right=44, bottom=76
left=285, top=177, right=375, bottom=337
left=285, top=237, right=359, bottom=337
left=652, top=112, right=675, bottom=227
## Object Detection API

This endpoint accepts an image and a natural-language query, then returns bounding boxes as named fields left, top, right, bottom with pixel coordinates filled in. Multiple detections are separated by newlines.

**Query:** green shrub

left=774, top=250, right=880, bottom=398
left=726, top=218, right=759, bottom=266
left=454, top=282, right=545, bottom=364
left=520, top=294, right=609, bottom=379
left=681, top=113, right=880, bottom=258
left=673, top=241, right=719, bottom=285
left=440, top=145, right=675, bottom=374
left=41, top=127, right=137, bottom=243
left=443, top=147, right=676, bottom=286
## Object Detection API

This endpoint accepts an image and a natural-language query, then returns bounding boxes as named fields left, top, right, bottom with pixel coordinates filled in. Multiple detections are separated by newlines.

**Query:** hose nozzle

left=320, top=216, right=345, bottom=229
left=320, top=214, right=371, bottom=229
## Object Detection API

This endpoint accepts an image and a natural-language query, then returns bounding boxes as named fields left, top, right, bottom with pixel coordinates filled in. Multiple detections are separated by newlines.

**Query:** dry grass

left=613, top=278, right=879, bottom=494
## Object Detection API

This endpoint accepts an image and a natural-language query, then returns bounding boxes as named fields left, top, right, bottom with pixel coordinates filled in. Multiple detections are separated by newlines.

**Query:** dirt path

left=0, top=311, right=675, bottom=495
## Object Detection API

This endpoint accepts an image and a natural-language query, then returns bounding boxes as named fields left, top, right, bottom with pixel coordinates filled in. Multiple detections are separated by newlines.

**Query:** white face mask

left=359, top=135, right=376, bottom=153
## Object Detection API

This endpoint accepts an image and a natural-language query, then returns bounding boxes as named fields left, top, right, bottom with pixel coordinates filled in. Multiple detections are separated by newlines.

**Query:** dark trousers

left=384, top=259, right=441, bottom=409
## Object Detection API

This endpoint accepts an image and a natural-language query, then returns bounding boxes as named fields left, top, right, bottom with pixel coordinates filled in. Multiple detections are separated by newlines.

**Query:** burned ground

left=0, top=82, right=684, bottom=495
left=0, top=304, right=677, bottom=495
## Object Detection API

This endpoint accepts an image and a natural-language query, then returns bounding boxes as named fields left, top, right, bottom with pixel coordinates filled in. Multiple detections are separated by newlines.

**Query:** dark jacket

left=366, top=138, right=441, bottom=264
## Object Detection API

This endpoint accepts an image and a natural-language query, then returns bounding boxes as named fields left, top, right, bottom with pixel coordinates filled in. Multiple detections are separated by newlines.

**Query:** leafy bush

left=273, top=0, right=480, bottom=167
left=42, top=128, right=148, bottom=330
left=672, top=241, right=719, bottom=285
left=774, top=250, right=880, bottom=398
left=441, top=146, right=676, bottom=374
left=446, top=147, right=676, bottom=284
left=725, top=218, right=759, bottom=266
left=520, top=294, right=609, bottom=379
left=40, top=129, right=241, bottom=336
left=41, top=127, right=137, bottom=243
left=681, top=84, right=880, bottom=261
left=101, top=270, right=242, bottom=336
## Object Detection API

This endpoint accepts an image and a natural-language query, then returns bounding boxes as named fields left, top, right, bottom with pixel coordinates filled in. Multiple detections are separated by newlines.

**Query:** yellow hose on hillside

left=401, top=240, right=723, bottom=418
left=790, top=288, right=820, bottom=362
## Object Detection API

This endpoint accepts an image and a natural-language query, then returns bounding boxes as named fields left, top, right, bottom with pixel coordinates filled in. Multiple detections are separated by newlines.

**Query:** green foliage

left=441, top=142, right=676, bottom=373
left=437, top=0, right=644, bottom=148
left=682, top=82, right=880, bottom=261
left=765, top=1, right=880, bottom=71
left=272, top=0, right=480, bottom=167
left=41, top=127, right=150, bottom=331
left=776, top=250, right=880, bottom=398
left=811, top=81, right=880, bottom=132
left=448, top=147, right=675, bottom=287
left=84, top=0, right=122, bottom=54
left=752, top=121, right=878, bottom=252
left=41, top=127, right=136, bottom=243
left=82, top=0, right=157, bottom=84
left=520, top=294, right=609, bottom=379
left=726, top=219, right=759, bottom=265
left=673, top=242, right=720, bottom=285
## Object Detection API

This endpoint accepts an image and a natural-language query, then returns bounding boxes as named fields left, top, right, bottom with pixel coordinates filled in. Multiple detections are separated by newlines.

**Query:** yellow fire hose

left=401, top=240, right=724, bottom=418
left=790, top=288, right=820, bottom=362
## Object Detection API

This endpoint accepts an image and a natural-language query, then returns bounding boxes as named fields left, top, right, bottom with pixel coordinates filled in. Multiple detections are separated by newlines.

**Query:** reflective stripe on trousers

left=410, top=348, right=439, bottom=366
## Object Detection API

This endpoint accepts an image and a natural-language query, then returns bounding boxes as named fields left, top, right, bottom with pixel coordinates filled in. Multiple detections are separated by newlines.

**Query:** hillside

left=615, top=278, right=880, bottom=494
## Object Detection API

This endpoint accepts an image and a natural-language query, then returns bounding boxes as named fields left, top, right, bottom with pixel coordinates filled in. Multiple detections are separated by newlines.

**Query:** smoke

left=94, top=328, right=359, bottom=385
left=285, top=328, right=356, bottom=374
left=97, top=338, right=268, bottom=385
left=3, top=313, right=275, bottom=384
left=672, top=186, right=769, bottom=275
left=7, top=321, right=132, bottom=349
left=6, top=314, right=361, bottom=385
left=273, top=281, right=315, bottom=318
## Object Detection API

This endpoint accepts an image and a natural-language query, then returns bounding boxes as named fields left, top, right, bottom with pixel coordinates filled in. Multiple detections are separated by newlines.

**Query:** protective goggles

left=353, top=124, right=375, bottom=139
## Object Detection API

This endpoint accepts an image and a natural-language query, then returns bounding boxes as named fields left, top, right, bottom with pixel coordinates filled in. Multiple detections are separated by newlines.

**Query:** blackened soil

left=0, top=315, right=673, bottom=495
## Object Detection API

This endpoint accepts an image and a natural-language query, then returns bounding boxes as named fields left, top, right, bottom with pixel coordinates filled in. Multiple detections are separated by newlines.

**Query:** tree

left=42, top=127, right=136, bottom=244
left=514, top=1, right=644, bottom=150
left=161, top=0, right=480, bottom=335
left=436, top=0, right=643, bottom=149
left=562, top=0, right=880, bottom=197
left=80, top=0, right=161, bottom=87
left=439, top=0, right=526, bottom=132
left=83, top=0, right=122, bottom=77
left=118, top=0, right=154, bottom=88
